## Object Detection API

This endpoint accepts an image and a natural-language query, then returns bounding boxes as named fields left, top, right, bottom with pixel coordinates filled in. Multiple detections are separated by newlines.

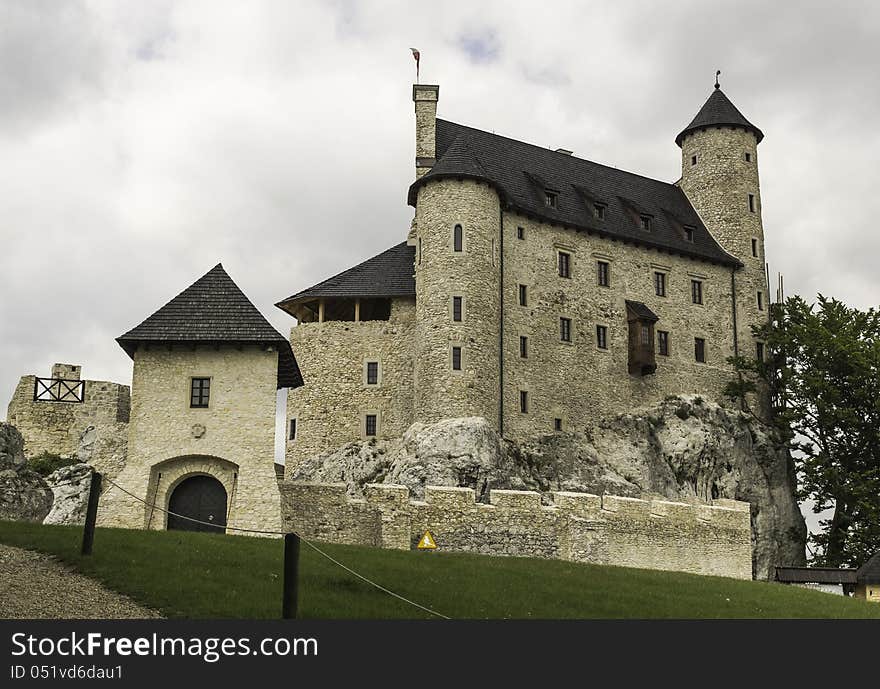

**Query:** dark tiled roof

left=775, top=567, right=857, bottom=585
left=117, top=264, right=303, bottom=389
left=857, top=551, right=880, bottom=584
left=408, top=120, right=740, bottom=268
left=675, top=87, right=764, bottom=146
left=276, top=242, right=415, bottom=313
left=625, top=300, right=659, bottom=322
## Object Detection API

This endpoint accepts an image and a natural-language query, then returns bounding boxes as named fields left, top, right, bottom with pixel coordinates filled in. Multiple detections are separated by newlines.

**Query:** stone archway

left=167, top=474, right=227, bottom=533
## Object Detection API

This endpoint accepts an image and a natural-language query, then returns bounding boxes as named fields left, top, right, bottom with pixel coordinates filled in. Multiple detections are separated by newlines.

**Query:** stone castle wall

left=286, top=297, right=416, bottom=466
left=281, top=481, right=752, bottom=579
left=501, top=211, right=737, bottom=439
left=6, top=365, right=130, bottom=477
left=97, top=344, right=282, bottom=534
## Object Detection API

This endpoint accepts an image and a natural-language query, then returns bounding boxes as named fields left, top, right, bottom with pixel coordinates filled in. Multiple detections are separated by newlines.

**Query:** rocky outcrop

left=0, top=422, right=53, bottom=522
left=289, top=396, right=806, bottom=579
left=43, top=463, right=93, bottom=525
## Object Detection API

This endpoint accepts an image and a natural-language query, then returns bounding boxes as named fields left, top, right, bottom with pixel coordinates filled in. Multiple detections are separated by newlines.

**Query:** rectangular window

left=518, top=284, right=528, bottom=306
left=517, top=226, right=525, bottom=240
left=519, top=335, right=528, bottom=359
left=190, top=377, right=210, bottom=408
left=453, top=224, right=463, bottom=252
left=554, top=418, right=563, bottom=432
left=519, top=390, right=529, bottom=414
left=366, top=361, right=379, bottom=385
left=694, top=337, right=706, bottom=363
left=691, top=154, right=697, bottom=166
left=691, top=279, right=703, bottom=305
left=597, top=261, right=609, bottom=287
left=751, top=238, right=758, bottom=257
left=684, top=225, right=695, bottom=242
left=745, top=152, right=752, bottom=162
left=596, top=325, right=608, bottom=350
left=658, top=330, right=669, bottom=356
left=452, top=296, right=463, bottom=322
left=748, top=194, right=755, bottom=213
left=452, top=346, right=462, bottom=371
left=365, top=414, right=377, bottom=437
left=757, top=291, right=764, bottom=311
left=594, top=203, right=606, bottom=220
left=756, top=342, right=765, bottom=361
left=560, top=317, right=572, bottom=342
left=639, top=214, right=653, bottom=231
left=641, top=324, right=651, bottom=346
left=654, top=271, right=666, bottom=297
left=545, top=190, right=558, bottom=208
left=558, top=251, right=571, bottom=278
left=289, top=418, right=297, bottom=440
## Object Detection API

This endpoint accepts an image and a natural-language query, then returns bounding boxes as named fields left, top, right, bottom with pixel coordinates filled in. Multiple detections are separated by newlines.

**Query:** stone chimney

left=413, top=84, right=439, bottom=179
left=51, top=363, right=81, bottom=381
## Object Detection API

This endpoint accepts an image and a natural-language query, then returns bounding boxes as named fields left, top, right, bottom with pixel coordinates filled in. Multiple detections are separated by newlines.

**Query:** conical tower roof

left=117, top=263, right=303, bottom=389
left=676, top=86, right=764, bottom=147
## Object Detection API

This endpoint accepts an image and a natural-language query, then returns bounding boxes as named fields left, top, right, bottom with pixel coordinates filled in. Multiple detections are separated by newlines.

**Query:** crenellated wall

left=280, top=482, right=753, bottom=579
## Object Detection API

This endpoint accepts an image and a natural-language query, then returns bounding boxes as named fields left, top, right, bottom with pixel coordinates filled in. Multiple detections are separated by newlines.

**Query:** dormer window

left=683, top=225, right=695, bottom=242
left=544, top=190, right=558, bottom=208
left=639, top=214, right=653, bottom=232
left=594, top=203, right=606, bottom=220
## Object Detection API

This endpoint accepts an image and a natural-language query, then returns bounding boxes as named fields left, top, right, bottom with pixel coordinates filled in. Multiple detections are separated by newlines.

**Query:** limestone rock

left=288, top=397, right=806, bottom=579
left=0, top=422, right=53, bottom=522
left=44, top=463, right=93, bottom=525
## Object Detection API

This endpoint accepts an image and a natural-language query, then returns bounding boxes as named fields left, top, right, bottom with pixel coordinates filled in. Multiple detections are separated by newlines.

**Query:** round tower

left=676, top=83, right=770, bottom=363
left=412, top=176, right=502, bottom=426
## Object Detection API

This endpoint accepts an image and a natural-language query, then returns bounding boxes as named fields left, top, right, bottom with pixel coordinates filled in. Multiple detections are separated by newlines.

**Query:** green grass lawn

left=1, top=520, right=878, bottom=619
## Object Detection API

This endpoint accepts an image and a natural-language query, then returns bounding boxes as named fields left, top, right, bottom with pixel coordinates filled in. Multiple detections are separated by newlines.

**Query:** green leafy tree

left=726, top=295, right=880, bottom=567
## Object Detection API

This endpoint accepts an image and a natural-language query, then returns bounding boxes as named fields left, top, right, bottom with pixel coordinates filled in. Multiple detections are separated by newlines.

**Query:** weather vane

left=715, top=69, right=721, bottom=89
left=411, top=48, right=421, bottom=83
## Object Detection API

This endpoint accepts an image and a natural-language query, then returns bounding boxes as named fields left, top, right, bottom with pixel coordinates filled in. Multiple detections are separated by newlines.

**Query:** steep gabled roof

left=276, top=242, right=415, bottom=314
left=675, top=87, right=764, bottom=146
left=117, top=264, right=303, bottom=389
left=857, top=551, right=880, bottom=584
left=408, top=119, right=740, bottom=268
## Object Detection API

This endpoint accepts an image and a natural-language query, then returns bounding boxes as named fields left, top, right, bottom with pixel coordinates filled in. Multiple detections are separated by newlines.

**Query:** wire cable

left=100, top=476, right=450, bottom=620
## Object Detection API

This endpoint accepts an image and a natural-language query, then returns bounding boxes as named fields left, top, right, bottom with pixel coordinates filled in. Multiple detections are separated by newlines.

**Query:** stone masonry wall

left=286, top=297, right=416, bottom=467
left=97, top=344, right=281, bottom=534
left=6, top=365, right=130, bottom=477
left=501, top=211, right=736, bottom=440
left=281, top=482, right=752, bottom=579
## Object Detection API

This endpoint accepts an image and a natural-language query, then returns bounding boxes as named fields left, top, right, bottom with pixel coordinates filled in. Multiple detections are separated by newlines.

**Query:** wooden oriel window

left=626, top=301, right=657, bottom=376
left=597, top=261, right=610, bottom=287
left=190, top=377, right=210, bottom=408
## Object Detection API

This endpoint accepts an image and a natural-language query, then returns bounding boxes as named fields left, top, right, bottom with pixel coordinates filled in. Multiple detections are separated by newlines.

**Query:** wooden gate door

left=167, top=475, right=228, bottom=533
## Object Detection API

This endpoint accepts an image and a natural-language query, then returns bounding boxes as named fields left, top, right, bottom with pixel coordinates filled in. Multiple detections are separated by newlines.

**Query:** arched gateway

left=167, top=475, right=228, bottom=533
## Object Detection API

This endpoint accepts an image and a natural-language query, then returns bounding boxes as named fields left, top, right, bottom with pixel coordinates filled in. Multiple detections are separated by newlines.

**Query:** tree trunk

left=824, top=502, right=850, bottom=567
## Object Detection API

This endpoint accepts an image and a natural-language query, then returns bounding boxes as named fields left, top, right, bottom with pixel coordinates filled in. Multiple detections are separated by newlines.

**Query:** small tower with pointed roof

left=677, top=80, right=770, bottom=375
left=98, top=263, right=302, bottom=534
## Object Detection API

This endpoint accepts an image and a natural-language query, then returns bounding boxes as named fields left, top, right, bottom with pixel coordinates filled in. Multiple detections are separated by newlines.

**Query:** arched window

left=453, top=224, right=463, bottom=252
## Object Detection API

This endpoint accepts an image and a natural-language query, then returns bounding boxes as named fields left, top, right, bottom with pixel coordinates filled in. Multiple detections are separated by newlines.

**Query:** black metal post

left=282, top=533, right=301, bottom=619
left=81, top=471, right=102, bottom=556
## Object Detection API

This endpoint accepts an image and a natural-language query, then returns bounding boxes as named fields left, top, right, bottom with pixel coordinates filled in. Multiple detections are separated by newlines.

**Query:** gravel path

left=0, top=544, right=162, bottom=619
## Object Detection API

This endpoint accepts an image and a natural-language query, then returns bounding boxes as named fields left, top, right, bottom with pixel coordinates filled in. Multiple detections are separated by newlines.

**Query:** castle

left=4, top=79, right=770, bottom=578
left=279, top=80, right=770, bottom=466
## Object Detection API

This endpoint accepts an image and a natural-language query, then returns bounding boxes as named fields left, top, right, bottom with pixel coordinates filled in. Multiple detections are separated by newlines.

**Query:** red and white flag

left=410, top=48, right=420, bottom=81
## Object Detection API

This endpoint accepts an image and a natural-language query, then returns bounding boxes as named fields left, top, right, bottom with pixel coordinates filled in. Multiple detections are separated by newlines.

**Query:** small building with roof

left=97, top=264, right=302, bottom=534
left=775, top=552, right=880, bottom=601
left=276, top=79, right=772, bottom=466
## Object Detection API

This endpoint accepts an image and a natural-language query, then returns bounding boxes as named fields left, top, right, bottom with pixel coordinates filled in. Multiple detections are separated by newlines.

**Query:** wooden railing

left=33, top=377, right=85, bottom=403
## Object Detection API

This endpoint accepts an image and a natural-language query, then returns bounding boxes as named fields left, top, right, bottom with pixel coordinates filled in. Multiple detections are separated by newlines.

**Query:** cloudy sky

left=2, top=0, right=878, bottom=479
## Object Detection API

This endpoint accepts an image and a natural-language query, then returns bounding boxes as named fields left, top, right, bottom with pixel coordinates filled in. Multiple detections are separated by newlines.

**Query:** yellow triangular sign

left=417, top=530, right=437, bottom=550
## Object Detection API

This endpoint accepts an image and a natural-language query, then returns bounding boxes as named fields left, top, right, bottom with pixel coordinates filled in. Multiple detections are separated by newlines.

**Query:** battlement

left=280, top=482, right=753, bottom=579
